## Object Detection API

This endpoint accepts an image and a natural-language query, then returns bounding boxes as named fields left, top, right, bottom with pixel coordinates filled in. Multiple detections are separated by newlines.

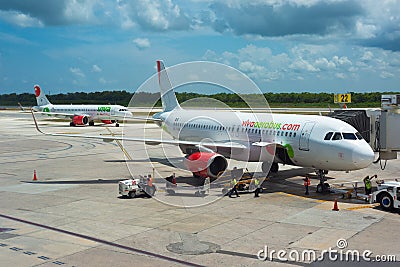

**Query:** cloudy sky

left=0, top=0, right=399, bottom=94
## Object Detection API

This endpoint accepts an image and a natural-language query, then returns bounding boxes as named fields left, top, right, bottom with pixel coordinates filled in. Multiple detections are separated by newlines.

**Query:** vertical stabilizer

left=34, top=85, right=51, bottom=106
left=157, top=60, right=180, bottom=112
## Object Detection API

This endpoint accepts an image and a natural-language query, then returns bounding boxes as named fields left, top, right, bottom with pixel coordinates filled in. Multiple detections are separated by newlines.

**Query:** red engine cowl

left=184, top=152, right=228, bottom=178
left=73, top=115, right=89, bottom=125
left=101, top=120, right=113, bottom=124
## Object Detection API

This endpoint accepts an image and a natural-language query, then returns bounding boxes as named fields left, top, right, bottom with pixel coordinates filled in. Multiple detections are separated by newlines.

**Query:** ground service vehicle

left=370, top=181, right=400, bottom=211
left=119, top=178, right=156, bottom=198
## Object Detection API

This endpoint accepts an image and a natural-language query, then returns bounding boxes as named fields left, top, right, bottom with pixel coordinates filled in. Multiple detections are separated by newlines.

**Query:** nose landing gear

left=315, top=169, right=330, bottom=193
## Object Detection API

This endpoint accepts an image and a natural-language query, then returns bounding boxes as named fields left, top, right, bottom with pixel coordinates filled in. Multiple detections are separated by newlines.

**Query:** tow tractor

left=369, top=180, right=400, bottom=211
left=220, top=169, right=265, bottom=195
left=119, top=177, right=156, bottom=198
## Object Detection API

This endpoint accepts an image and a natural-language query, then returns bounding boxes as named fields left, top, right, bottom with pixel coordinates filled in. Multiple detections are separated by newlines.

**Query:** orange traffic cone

left=33, top=170, right=37, bottom=181
left=332, top=198, right=339, bottom=211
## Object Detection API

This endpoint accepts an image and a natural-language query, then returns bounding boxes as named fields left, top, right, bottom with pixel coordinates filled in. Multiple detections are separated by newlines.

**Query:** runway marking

left=346, top=204, right=379, bottom=210
left=277, top=192, right=326, bottom=202
left=0, top=214, right=204, bottom=267
left=106, top=127, right=133, bottom=161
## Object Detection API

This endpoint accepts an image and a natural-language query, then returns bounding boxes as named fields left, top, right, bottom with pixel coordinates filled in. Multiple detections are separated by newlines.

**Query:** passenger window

left=289, top=132, right=292, bottom=137
left=293, top=133, right=296, bottom=137
left=324, top=132, right=333, bottom=140
left=285, top=132, right=288, bottom=136
left=343, top=133, right=357, bottom=140
left=332, top=132, right=342, bottom=140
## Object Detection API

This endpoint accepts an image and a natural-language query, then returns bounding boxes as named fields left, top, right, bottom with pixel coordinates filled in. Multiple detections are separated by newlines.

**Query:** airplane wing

left=251, top=141, right=275, bottom=147
left=109, top=115, right=163, bottom=122
left=33, top=110, right=86, bottom=119
left=31, top=109, right=246, bottom=149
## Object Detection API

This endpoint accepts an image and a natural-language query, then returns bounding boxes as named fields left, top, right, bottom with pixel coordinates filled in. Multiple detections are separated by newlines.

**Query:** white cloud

left=289, top=58, right=319, bottom=72
left=332, top=56, right=352, bottom=66
left=118, top=0, right=191, bottom=31
left=314, top=57, right=336, bottom=70
left=0, top=10, right=43, bottom=27
left=92, top=64, right=102, bottom=72
left=64, top=0, right=98, bottom=24
left=69, top=67, right=85, bottom=78
left=335, top=73, right=346, bottom=79
left=133, top=38, right=151, bottom=49
left=380, top=71, right=394, bottom=79
left=361, top=51, right=374, bottom=61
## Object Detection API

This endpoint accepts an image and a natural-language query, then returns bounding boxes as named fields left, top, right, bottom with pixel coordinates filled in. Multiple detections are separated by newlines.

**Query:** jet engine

left=73, top=115, right=89, bottom=125
left=184, top=152, right=228, bottom=178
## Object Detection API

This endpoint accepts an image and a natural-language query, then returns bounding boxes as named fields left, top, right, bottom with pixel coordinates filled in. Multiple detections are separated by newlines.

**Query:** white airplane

left=32, top=85, right=133, bottom=127
left=32, top=61, right=375, bottom=190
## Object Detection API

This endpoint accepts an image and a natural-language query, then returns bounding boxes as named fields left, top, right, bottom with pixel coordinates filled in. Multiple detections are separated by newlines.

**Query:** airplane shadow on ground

left=104, top=157, right=185, bottom=169
left=22, top=178, right=128, bottom=184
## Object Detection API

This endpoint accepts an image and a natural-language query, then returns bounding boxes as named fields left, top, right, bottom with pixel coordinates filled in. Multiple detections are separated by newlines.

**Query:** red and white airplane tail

left=34, top=85, right=51, bottom=106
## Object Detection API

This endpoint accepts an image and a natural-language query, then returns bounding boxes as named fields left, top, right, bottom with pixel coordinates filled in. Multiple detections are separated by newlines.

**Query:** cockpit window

left=343, top=133, right=357, bottom=140
left=324, top=132, right=333, bottom=140
left=355, top=132, right=363, bottom=140
left=332, top=132, right=342, bottom=140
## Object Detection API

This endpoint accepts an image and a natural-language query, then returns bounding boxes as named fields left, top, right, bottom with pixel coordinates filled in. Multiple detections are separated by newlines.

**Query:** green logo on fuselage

left=42, top=107, right=52, bottom=116
left=97, top=106, right=111, bottom=112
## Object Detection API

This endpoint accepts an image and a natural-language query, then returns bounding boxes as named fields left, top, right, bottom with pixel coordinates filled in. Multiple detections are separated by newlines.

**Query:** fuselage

left=32, top=104, right=132, bottom=121
left=155, top=108, right=375, bottom=171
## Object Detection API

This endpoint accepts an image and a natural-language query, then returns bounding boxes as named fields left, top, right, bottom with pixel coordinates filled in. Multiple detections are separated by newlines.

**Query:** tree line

left=0, top=90, right=397, bottom=108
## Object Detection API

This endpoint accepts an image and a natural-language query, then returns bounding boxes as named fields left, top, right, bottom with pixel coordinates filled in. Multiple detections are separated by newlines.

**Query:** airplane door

left=111, top=107, right=115, bottom=116
left=299, top=122, right=316, bottom=151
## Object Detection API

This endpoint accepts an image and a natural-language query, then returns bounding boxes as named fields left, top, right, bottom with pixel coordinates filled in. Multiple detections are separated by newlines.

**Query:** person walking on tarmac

left=229, top=168, right=240, bottom=198
left=303, top=176, right=311, bottom=195
left=363, top=175, right=373, bottom=195
left=254, top=177, right=261, bottom=197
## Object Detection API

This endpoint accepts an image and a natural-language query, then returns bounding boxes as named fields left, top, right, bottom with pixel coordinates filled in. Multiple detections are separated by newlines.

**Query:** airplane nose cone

left=352, top=145, right=375, bottom=169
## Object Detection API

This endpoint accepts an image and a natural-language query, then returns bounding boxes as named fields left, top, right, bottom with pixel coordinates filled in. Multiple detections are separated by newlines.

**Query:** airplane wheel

left=69, top=122, right=75, bottom=127
left=89, top=121, right=94, bottom=126
left=316, top=184, right=323, bottom=193
left=116, top=123, right=120, bottom=127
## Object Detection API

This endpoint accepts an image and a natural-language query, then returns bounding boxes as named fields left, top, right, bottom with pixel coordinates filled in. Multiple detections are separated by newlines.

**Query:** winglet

left=156, top=60, right=180, bottom=112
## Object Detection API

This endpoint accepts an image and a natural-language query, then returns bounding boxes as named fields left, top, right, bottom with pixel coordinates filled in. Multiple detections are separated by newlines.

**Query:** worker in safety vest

left=229, top=168, right=240, bottom=198
left=254, top=177, right=261, bottom=197
left=363, top=175, right=372, bottom=195
left=303, top=176, right=311, bottom=195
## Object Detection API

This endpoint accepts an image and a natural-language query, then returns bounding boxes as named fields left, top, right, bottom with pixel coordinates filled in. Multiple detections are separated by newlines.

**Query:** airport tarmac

left=0, top=110, right=399, bottom=266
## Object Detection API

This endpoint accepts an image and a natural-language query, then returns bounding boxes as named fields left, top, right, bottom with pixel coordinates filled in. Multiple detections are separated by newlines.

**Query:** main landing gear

left=262, top=162, right=279, bottom=173
left=315, top=169, right=330, bottom=193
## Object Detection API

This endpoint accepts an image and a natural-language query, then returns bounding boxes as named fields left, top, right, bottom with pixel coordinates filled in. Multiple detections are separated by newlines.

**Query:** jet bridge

left=328, top=95, right=400, bottom=168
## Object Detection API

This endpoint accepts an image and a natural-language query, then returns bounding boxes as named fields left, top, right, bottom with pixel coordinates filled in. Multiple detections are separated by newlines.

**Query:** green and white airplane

left=32, top=85, right=133, bottom=127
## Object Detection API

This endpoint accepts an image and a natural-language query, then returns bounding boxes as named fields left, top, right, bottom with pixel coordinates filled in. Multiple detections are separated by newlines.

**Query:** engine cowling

left=101, top=120, right=113, bottom=124
left=73, top=115, right=89, bottom=125
left=184, top=152, right=228, bottom=178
